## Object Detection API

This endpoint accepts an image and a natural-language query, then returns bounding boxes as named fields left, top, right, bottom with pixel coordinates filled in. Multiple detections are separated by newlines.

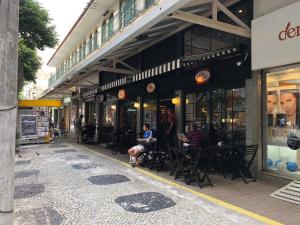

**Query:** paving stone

left=87, top=175, right=130, bottom=185
left=71, top=162, right=101, bottom=170
left=63, top=155, right=90, bottom=161
left=54, top=149, right=77, bottom=153
left=15, top=184, right=45, bottom=199
left=115, top=192, right=176, bottom=213
left=48, top=145, right=68, bottom=148
left=14, top=207, right=63, bottom=225
left=15, top=160, right=31, bottom=166
left=15, top=169, right=40, bottom=178
left=14, top=143, right=264, bottom=225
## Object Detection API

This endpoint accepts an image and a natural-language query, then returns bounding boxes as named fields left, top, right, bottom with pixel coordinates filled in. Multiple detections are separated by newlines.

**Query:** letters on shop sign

left=278, top=22, right=300, bottom=41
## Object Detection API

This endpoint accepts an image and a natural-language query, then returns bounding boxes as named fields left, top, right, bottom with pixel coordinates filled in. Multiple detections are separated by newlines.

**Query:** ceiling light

left=238, top=9, right=243, bottom=13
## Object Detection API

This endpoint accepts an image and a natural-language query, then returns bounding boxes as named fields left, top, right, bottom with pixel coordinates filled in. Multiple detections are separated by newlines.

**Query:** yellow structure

left=18, top=99, right=62, bottom=108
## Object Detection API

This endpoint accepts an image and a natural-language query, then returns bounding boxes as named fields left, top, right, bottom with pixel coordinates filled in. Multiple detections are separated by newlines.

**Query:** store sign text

left=195, top=69, right=211, bottom=85
left=278, top=22, right=300, bottom=41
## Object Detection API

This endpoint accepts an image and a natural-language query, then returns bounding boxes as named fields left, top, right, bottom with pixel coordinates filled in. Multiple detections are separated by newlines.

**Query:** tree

left=18, top=0, right=58, bottom=90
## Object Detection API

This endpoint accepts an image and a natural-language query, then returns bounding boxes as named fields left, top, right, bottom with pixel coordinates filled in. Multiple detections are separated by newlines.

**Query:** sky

left=37, top=0, right=88, bottom=79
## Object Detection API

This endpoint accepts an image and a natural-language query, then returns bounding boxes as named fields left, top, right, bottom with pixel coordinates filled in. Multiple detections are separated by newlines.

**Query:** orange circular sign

left=195, top=69, right=211, bottom=85
left=118, top=89, right=126, bottom=100
left=147, top=83, right=156, bottom=93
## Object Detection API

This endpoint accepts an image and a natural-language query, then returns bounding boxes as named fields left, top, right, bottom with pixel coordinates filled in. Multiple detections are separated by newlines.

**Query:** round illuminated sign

left=195, top=69, right=211, bottom=85
left=118, top=89, right=126, bottom=100
left=147, top=83, right=156, bottom=93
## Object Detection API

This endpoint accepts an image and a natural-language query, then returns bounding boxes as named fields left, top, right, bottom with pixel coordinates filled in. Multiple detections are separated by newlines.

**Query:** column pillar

left=245, top=72, right=262, bottom=177
left=136, top=97, right=143, bottom=134
left=0, top=0, right=19, bottom=224
left=57, top=108, right=63, bottom=129
left=175, top=90, right=184, bottom=133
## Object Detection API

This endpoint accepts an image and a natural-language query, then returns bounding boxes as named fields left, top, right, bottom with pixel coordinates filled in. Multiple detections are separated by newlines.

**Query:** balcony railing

left=48, top=0, right=157, bottom=89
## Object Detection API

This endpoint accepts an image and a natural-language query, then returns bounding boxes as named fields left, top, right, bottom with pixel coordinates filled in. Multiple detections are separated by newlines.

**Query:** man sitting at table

left=179, top=124, right=205, bottom=150
left=128, top=123, right=153, bottom=167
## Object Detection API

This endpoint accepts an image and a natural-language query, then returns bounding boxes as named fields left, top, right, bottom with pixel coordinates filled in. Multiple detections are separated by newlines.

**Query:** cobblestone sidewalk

left=14, top=143, right=264, bottom=225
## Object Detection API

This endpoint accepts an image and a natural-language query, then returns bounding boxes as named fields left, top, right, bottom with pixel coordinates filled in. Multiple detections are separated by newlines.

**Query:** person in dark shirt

left=180, top=124, right=205, bottom=149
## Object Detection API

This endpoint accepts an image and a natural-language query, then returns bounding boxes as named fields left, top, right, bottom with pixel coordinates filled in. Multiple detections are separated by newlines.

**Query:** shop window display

left=185, top=88, right=246, bottom=144
left=266, top=68, right=300, bottom=176
left=102, top=103, right=116, bottom=127
left=143, top=100, right=157, bottom=130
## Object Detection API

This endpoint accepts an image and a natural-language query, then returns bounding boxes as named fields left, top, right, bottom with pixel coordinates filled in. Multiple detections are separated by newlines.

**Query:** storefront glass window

left=102, top=103, right=116, bottom=127
left=266, top=68, right=300, bottom=176
left=143, top=100, right=157, bottom=131
left=120, top=101, right=137, bottom=132
left=185, top=88, right=246, bottom=144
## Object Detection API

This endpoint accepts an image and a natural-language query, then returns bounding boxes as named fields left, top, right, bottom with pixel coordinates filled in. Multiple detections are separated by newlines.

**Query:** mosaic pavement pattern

left=14, top=144, right=265, bottom=225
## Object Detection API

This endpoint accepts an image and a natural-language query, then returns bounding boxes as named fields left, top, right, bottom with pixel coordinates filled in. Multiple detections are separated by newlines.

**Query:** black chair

left=185, top=141, right=214, bottom=188
left=148, top=139, right=169, bottom=172
left=171, top=146, right=190, bottom=180
left=231, top=144, right=258, bottom=183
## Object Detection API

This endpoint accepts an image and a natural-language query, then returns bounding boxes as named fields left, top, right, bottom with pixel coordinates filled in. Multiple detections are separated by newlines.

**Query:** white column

left=0, top=0, right=19, bottom=224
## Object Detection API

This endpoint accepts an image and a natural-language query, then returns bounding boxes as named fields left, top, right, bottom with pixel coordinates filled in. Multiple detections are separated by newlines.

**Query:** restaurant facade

left=41, top=0, right=300, bottom=183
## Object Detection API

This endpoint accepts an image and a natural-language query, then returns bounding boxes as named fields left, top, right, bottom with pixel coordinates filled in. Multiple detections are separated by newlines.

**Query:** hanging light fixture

left=111, top=105, right=116, bottom=110
left=134, top=102, right=139, bottom=108
left=172, top=97, right=180, bottom=105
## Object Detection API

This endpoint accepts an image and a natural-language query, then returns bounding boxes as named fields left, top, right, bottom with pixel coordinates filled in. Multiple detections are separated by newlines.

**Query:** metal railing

left=48, top=0, right=158, bottom=88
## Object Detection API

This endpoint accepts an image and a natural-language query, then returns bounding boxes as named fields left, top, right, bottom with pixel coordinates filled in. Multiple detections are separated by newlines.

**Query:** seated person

left=128, top=123, right=152, bottom=167
left=179, top=124, right=205, bottom=150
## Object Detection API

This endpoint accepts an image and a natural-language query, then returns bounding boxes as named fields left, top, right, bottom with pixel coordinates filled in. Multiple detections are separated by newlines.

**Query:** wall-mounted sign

left=195, top=69, right=211, bottom=85
left=21, top=115, right=37, bottom=137
left=118, top=89, right=126, bottom=100
left=147, top=83, right=156, bottom=93
left=252, top=1, right=300, bottom=70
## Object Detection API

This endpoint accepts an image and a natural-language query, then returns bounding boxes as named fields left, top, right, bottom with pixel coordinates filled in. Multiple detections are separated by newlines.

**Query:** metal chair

left=231, top=144, right=258, bottom=183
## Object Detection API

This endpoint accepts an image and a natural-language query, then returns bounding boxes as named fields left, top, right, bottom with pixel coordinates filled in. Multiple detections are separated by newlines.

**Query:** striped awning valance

left=100, top=45, right=244, bottom=92
left=100, top=58, right=181, bottom=91
left=181, top=45, right=244, bottom=67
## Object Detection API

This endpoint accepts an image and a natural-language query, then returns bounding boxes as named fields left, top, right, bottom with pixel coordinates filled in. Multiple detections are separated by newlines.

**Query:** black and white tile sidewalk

left=14, top=143, right=264, bottom=225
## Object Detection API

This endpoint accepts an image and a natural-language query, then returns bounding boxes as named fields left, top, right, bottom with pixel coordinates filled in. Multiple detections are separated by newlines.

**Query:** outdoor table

left=210, top=144, right=244, bottom=179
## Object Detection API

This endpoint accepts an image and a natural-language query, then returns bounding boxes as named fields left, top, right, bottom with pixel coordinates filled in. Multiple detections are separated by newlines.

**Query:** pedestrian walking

left=76, top=115, right=83, bottom=143
left=60, top=117, right=66, bottom=138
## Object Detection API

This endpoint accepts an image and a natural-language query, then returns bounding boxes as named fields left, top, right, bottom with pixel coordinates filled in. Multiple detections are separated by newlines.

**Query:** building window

left=265, top=67, right=300, bottom=176
left=102, top=103, right=116, bottom=127
left=102, top=22, right=108, bottom=43
left=93, top=31, right=98, bottom=50
left=145, top=0, right=155, bottom=8
left=143, top=99, right=157, bottom=131
left=108, top=16, right=114, bottom=38
left=120, top=0, right=136, bottom=28
left=185, top=88, right=246, bottom=144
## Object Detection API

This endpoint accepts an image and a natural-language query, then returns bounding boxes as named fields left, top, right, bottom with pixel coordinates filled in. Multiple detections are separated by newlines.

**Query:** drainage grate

left=270, top=181, right=300, bottom=205
left=115, top=192, right=176, bottom=213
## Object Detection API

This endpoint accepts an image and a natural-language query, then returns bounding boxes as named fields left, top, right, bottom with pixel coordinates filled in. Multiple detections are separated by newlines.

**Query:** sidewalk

left=68, top=138, right=300, bottom=225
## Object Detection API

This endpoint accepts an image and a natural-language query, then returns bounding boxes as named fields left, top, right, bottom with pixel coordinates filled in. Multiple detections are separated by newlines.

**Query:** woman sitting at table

left=128, top=123, right=153, bottom=167
left=179, top=124, right=205, bottom=150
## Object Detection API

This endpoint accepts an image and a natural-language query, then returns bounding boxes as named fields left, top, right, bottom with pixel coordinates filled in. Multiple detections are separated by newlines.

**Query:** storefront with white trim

left=252, top=1, right=300, bottom=180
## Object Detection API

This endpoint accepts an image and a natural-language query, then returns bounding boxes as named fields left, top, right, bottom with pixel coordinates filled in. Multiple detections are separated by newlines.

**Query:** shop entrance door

left=120, top=101, right=137, bottom=133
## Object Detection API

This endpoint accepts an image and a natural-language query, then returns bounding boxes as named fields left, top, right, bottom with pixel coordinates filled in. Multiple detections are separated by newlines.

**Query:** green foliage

left=19, top=41, right=42, bottom=82
left=18, top=0, right=58, bottom=87
left=19, top=0, right=58, bottom=50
